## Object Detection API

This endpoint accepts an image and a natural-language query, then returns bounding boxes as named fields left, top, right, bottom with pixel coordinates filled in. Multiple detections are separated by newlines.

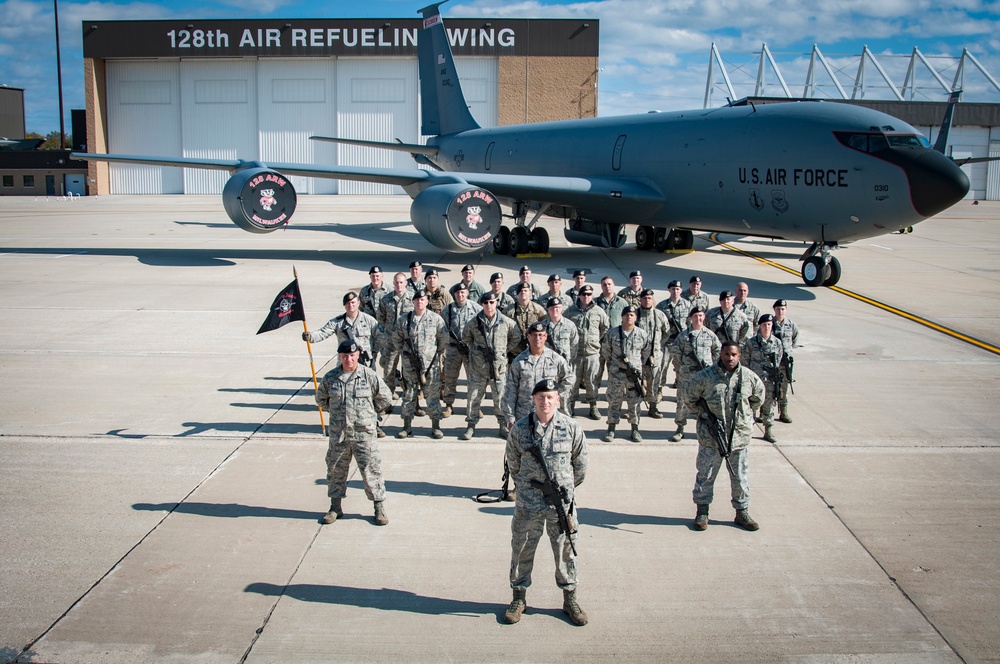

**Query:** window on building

left=2, top=175, right=13, bottom=188
left=23, top=175, right=35, bottom=188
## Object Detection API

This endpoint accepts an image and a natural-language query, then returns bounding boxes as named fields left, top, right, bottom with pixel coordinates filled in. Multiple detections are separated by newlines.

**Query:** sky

left=2, top=0, right=1000, bottom=135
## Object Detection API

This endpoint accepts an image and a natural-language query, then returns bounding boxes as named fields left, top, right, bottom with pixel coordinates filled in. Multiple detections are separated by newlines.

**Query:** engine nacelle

left=222, top=167, right=297, bottom=234
left=409, top=184, right=501, bottom=252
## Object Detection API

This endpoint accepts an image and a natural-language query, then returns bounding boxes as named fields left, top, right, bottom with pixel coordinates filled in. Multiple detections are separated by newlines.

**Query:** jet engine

left=409, top=184, right=502, bottom=252
left=222, top=167, right=297, bottom=234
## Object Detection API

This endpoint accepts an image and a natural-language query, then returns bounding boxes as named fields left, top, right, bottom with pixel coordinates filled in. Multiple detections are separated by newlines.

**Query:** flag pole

left=295, top=266, right=326, bottom=435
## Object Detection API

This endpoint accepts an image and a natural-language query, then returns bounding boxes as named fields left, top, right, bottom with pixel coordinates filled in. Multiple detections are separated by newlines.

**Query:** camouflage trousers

left=400, top=357, right=443, bottom=419
left=777, top=376, right=791, bottom=409
left=442, top=346, right=472, bottom=406
left=326, top=435, right=385, bottom=502
left=606, top=372, right=642, bottom=426
left=692, top=445, right=749, bottom=510
left=760, top=379, right=779, bottom=425
left=571, top=354, right=601, bottom=409
left=510, top=504, right=578, bottom=591
left=674, top=372, right=695, bottom=426
left=643, top=361, right=663, bottom=408
left=466, top=370, right=506, bottom=426
left=379, top=348, right=400, bottom=391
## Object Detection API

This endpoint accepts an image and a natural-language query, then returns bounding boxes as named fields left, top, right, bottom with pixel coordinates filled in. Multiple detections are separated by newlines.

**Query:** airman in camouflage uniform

left=504, top=282, right=547, bottom=359
left=706, top=290, right=752, bottom=346
left=503, top=321, right=573, bottom=427
left=424, top=268, right=453, bottom=314
left=488, top=272, right=516, bottom=311
left=656, top=280, right=692, bottom=390
left=734, top=282, right=761, bottom=326
left=460, top=292, right=520, bottom=440
left=684, top=341, right=764, bottom=532
left=617, top=270, right=644, bottom=307
left=564, top=269, right=588, bottom=303
left=454, top=264, right=487, bottom=303
left=507, top=265, right=543, bottom=302
left=542, top=297, right=579, bottom=367
left=595, top=276, right=629, bottom=386
left=305, top=291, right=380, bottom=369
left=565, top=285, right=609, bottom=420
left=637, top=289, right=670, bottom=419
left=377, top=273, right=413, bottom=393
left=684, top=275, right=711, bottom=312
left=543, top=274, right=574, bottom=309
left=315, top=340, right=393, bottom=526
left=771, top=299, right=800, bottom=424
left=504, top=379, right=589, bottom=626
left=405, top=261, right=424, bottom=297
left=601, top=305, right=651, bottom=442
left=741, top=313, right=784, bottom=442
left=670, top=306, right=722, bottom=442
left=441, top=283, right=482, bottom=418
left=392, top=290, right=447, bottom=439
left=359, top=266, right=387, bottom=319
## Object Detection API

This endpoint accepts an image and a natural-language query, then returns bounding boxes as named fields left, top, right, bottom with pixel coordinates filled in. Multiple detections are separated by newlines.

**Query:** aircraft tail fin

left=933, top=89, right=961, bottom=154
left=418, top=2, right=480, bottom=136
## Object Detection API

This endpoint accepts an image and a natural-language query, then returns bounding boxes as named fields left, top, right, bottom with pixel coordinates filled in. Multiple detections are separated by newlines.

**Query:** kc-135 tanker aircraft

left=73, top=2, right=973, bottom=287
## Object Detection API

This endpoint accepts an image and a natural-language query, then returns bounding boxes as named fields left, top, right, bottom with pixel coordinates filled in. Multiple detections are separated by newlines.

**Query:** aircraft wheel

left=509, top=227, right=531, bottom=255
left=822, top=256, right=842, bottom=287
left=802, top=256, right=830, bottom=287
left=531, top=227, right=550, bottom=254
left=653, top=228, right=671, bottom=251
left=677, top=230, right=695, bottom=250
left=493, top=226, right=511, bottom=254
left=635, top=225, right=654, bottom=250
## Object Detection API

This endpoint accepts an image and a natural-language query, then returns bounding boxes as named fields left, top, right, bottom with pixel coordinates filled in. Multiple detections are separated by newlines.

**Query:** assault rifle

left=447, top=307, right=470, bottom=356
left=477, top=318, right=500, bottom=381
left=697, top=395, right=737, bottom=478
left=528, top=442, right=578, bottom=555
left=619, top=327, right=646, bottom=398
left=403, top=336, right=427, bottom=386
left=784, top=356, right=795, bottom=394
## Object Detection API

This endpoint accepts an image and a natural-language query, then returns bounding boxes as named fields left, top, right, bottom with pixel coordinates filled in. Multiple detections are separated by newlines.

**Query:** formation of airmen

left=308, top=261, right=800, bottom=625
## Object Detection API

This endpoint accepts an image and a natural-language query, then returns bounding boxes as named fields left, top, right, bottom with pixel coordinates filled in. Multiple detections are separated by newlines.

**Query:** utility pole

left=54, top=0, right=66, bottom=149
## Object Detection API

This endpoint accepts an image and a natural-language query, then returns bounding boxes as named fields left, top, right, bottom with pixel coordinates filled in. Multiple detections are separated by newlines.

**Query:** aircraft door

left=612, top=135, right=626, bottom=171
left=64, top=174, right=85, bottom=196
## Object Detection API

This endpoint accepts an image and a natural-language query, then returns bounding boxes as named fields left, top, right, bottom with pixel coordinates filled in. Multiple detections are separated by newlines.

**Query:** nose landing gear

left=800, top=243, right=842, bottom=287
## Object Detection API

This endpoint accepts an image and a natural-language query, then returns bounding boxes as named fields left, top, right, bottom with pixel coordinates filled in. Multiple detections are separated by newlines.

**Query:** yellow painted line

left=706, top=233, right=1000, bottom=357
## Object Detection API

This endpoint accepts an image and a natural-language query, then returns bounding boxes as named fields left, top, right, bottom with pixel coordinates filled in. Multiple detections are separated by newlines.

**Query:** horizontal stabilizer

left=309, top=136, right=439, bottom=156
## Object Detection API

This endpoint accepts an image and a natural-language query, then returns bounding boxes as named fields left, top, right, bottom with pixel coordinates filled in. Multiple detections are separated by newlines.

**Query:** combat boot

left=373, top=500, right=389, bottom=526
left=504, top=588, right=526, bottom=624
left=778, top=406, right=792, bottom=423
left=763, top=425, right=776, bottom=443
left=693, top=504, right=709, bottom=531
left=430, top=418, right=444, bottom=439
left=671, top=425, right=685, bottom=442
left=735, top=509, right=759, bottom=531
left=396, top=418, right=412, bottom=438
left=377, top=426, right=386, bottom=439
left=442, top=404, right=453, bottom=418
left=321, top=498, right=343, bottom=525
left=562, top=589, right=588, bottom=626
left=498, top=420, right=509, bottom=438
left=588, top=404, right=600, bottom=421
left=460, top=426, right=475, bottom=441
left=630, top=425, right=642, bottom=443
left=602, top=425, right=616, bottom=442
left=648, top=404, right=662, bottom=419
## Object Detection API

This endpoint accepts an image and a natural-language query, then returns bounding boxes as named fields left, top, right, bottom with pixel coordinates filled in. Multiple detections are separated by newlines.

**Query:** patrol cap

left=689, top=275, right=702, bottom=283
left=532, top=378, right=559, bottom=395
left=409, top=260, right=422, bottom=269
left=519, top=265, right=531, bottom=274
left=547, top=273, right=561, bottom=283
left=517, top=282, right=533, bottom=293
left=573, top=269, right=586, bottom=278
left=412, top=289, right=428, bottom=299
left=343, top=291, right=359, bottom=305
left=462, top=264, right=475, bottom=272
left=545, top=297, right=563, bottom=308
left=773, top=299, right=787, bottom=308
left=490, top=272, right=504, bottom=283
left=689, top=305, right=706, bottom=316
left=640, top=288, right=655, bottom=297
left=452, top=282, right=469, bottom=293
left=719, top=290, right=734, bottom=299
left=368, top=266, right=382, bottom=274
left=668, top=280, right=682, bottom=289
left=527, top=321, right=548, bottom=334
left=629, top=270, right=642, bottom=279
left=622, top=305, right=638, bottom=316
left=579, top=285, right=594, bottom=295
left=758, top=313, right=774, bottom=324
left=479, top=292, right=497, bottom=304
left=337, top=340, right=360, bottom=354
left=425, top=268, right=439, bottom=277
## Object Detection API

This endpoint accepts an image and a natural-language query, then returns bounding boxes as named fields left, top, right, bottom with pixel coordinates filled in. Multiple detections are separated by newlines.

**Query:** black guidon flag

left=257, top=279, right=306, bottom=334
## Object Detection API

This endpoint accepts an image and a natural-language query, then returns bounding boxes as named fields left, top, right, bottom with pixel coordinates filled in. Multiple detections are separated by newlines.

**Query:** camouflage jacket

left=656, top=297, right=692, bottom=341
left=735, top=299, right=761, bottom=327
left=503, top=348, right=572, bottom=422
left=507, top=282, right=544, bottom=303
left=684, top=291, right=711, bottom=312
left=315, top=364, right=392, bottom=442
left=595, top=293, right=629, bottom=328
left=311, top=312, right=380, bottom=360
left=601, top=325, right=652, bottom=372
left=637, top=306, right=670, bottom=365
left=683, top=363, right=764, bottom=451
left=506, top=410, right=588, bottom=513
left=741, top=333, right=784, bottom=382
left=425, top=287, right=453, bottom=315
left=618, top=286, right=644, bottom=308
left=391, top=310, right=447, bottom=369
left=706, top=306, right=751, bottom=345
left=544, top=316, right=580, bottom=364
left=359, top=283, right=388, bottom=318
left=772, top=318, right=799, bottom=360
left=442, top=300, right=482, bottom=350
left=671, top=327, right=722, bottom=377
left=377, top=291, right=413, bottom=332
left=565, top=301, right=610, bottom=357
left=462, top=311, right=519, bottom=379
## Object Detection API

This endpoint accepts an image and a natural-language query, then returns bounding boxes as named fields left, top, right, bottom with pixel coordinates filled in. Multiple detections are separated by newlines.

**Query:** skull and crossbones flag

left=257, top=279, right=306, bottom=334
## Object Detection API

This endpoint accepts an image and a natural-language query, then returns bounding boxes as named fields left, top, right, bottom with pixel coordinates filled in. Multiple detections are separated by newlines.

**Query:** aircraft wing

left=72, top=152, right=666, bottom=215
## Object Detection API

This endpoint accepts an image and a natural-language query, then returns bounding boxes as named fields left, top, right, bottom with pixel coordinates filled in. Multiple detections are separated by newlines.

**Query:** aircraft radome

left=73, top=2, right=971, bottom=287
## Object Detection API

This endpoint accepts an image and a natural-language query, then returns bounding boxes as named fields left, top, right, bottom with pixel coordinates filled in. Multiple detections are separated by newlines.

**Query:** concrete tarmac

left=1, top=194, right=998, bottom=663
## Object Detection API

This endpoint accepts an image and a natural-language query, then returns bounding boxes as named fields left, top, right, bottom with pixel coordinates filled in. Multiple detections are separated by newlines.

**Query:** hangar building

left=81, top=17, right=600, bottom=196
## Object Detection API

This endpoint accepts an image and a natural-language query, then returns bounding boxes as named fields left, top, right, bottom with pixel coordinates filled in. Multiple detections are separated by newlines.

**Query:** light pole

left=54, top=0, right=66, bottom=149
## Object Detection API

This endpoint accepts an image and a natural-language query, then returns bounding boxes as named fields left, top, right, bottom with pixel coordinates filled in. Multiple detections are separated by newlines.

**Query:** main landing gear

left=634, top=226, right=694, bottom=252
left=800, top=243, right=842, bottom=287
left=493, top=203, right=551, bottom=255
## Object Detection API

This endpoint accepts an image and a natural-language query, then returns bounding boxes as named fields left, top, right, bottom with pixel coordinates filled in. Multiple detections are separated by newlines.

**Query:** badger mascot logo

left=466, top=205, right=482, bottom=229
left=259, top=189, right=277, bottom=212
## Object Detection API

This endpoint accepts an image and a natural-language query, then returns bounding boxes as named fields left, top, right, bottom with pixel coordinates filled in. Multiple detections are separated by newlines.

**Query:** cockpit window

left=835, top=131, right=928, bottom=153
left=887, top=134, right=931, bottom=149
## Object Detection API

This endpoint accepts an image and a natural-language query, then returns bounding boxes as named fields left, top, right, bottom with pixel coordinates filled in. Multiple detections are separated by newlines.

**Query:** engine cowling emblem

left=223, top=168, right=297, bottom=234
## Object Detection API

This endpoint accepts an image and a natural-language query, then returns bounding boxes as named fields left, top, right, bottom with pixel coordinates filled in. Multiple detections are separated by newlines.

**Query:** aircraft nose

left=901, top=149, right=970, bottom=218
